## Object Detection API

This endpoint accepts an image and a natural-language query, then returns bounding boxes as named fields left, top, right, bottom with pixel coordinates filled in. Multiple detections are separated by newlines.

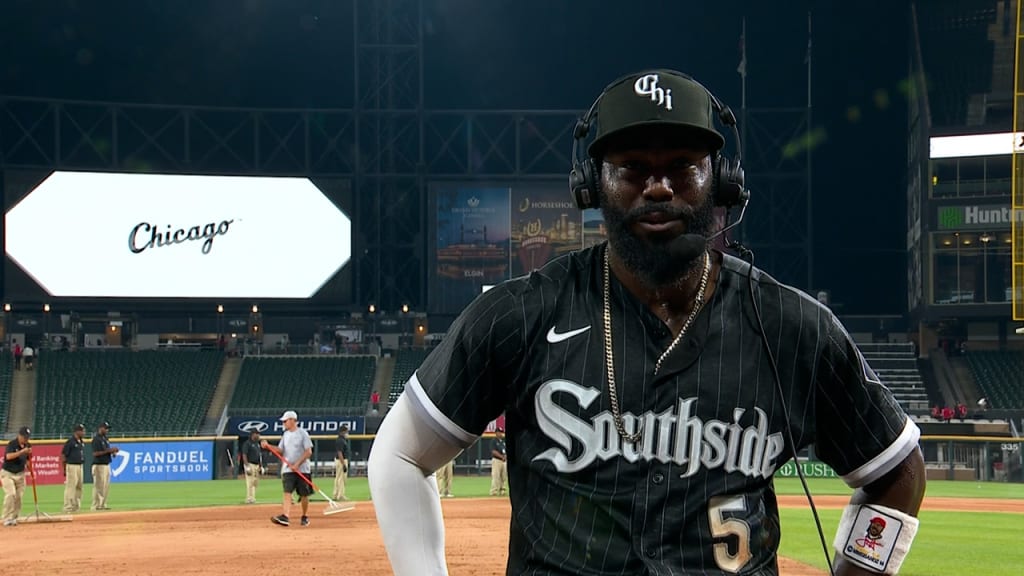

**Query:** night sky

left=0, top=0, right=911, bottom=314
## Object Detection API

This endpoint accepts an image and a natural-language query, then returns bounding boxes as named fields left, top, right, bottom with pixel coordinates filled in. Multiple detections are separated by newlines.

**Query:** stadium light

left=368, top=303, right=376, bottom=314
left=217, top=304, right=224, bottom=313
left=1016, top=326, right=1024, bottom=335
left=2, top=304, right=9, bottom=312
left=43, top=304, right=50, bottom=313
left=401, top=303, right=409, bottom=314
left=251, top=304, right=259, bottom=314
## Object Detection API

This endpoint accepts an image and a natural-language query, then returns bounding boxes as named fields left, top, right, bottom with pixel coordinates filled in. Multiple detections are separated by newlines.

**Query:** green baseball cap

left=587, top=70, right=725, bottom=157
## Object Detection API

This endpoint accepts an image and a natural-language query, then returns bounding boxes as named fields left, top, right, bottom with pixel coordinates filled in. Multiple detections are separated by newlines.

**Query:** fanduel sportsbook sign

left=227, top=416, right=365, bottom=435
left=936, top=204, right=1023, bottom=230
left=110, top=441, right=213, bottom=482
left=5, top=171, right=351, bottom=298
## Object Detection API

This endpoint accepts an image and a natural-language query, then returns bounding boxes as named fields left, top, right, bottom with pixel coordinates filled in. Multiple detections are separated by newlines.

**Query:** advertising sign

left=5, top=171, right=352, bottom=298
left=509, top=186, right=580, bottom=276
left=582, top=208, right=607, bottom=248
left=935, top=204, right=1023, bottom=230
left=433, top=186, right=511, bottom=313
left=19, top=444, right=64, bottom=486
left=774, top=460, right=838, bottom=479
left=227, top=416, right=365, bottom=436
left=109, top=441, right=213, bottom=483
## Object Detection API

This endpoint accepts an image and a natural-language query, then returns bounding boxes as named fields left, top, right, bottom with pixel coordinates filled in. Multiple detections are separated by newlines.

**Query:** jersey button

left=646, top=549, right=657, bottom=558
left=652, top=473, right=664, bottom=484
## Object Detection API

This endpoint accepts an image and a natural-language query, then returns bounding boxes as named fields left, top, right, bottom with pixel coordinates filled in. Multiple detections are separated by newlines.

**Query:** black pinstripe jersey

left=407, top=243, right=920, bottom=576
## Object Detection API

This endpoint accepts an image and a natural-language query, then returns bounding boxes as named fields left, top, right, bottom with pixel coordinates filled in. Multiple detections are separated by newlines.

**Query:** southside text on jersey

left=534, top=379, right=786, bottom=478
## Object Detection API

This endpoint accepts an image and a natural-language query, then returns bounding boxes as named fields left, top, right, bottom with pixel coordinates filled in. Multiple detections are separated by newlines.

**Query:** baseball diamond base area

left=17, top=496, right=1024, bottom=575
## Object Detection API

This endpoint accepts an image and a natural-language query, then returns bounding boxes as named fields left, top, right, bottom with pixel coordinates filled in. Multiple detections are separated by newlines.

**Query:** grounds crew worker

left=333, top=424, right=350, bottom=501
left=489, top=427, right=507, bottom=496
left=60, top=424, right=86, bottom=512
left=91, top=421, right=118, bottom=510
left=241, top=429, right=264, bottom=504
left=1, top=426, right=32, bottom=526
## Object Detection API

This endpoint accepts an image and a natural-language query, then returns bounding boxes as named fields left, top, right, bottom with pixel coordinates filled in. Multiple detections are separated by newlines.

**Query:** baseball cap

left=587, top=70, right=725, bottom=158
left=99, top=421, right=111, bottom=429
left=17, top=426, right=31, bottom=438
left=73, top=424, right=85, bottom=432
left=279, top=410, right=298, bottom=421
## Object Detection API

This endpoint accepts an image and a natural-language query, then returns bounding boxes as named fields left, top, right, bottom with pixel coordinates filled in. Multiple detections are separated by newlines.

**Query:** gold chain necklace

left=602, top=247, right=711, bottom=444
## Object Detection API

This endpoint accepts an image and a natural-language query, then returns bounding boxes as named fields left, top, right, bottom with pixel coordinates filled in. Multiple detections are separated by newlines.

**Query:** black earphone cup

left=713, top=155, right=746, bottom=208
left=569, top=157, right=600, bottom=210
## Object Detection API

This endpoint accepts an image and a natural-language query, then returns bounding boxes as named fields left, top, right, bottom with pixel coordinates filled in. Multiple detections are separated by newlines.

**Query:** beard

left=601, top=192, right=716, bottom=288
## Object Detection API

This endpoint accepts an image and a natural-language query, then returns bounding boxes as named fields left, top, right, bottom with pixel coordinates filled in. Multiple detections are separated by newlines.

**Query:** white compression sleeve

left=367, top=392, right=468, bottom=576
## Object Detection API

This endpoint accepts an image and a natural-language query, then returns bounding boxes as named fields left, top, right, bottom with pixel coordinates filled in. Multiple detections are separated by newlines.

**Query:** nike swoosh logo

left=546, top=325, right=591, bottom=343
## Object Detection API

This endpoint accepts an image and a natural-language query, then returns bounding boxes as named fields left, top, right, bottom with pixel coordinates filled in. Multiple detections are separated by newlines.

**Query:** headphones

left=568, top=69, right=748, bottom=211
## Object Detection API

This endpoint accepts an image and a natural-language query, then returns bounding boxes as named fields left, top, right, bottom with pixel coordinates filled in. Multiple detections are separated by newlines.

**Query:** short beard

left=601, top=194, right=715, bottom=288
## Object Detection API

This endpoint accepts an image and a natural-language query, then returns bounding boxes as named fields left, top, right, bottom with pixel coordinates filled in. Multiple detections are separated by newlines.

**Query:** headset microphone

left=667, top=234, right=708, bottom=263
left=669, top=194, right=751, bottom=263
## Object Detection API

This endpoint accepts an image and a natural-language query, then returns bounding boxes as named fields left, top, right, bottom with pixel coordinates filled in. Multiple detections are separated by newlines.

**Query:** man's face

left=599, top=126, right=716, bottom=287
left=17, top=433, right=29, bottom=445
left=98, top=426, right=108, bottom=436
left=283, top=418, right=297, bottom=431
left=74, top=429, right=85, bottom=440
left=251, top=432, right=260, bottom=443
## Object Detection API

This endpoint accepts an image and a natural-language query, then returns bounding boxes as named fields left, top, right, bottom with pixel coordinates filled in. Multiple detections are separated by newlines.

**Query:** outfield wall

left=26, top=435, right=1023, bottom=486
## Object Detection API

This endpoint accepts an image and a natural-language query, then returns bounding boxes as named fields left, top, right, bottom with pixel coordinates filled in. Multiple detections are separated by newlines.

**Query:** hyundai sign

left=5, top=171, right=351, bottom=298
left=227, top=416, right=365, bottom=435
left=109, top=441, right=214, bottom=482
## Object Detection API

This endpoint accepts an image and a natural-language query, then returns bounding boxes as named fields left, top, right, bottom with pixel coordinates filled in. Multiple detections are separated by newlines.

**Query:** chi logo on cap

left=634, top=74, right=673, bottom=111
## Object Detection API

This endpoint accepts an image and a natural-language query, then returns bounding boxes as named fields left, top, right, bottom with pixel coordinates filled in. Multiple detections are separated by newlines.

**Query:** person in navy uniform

left=2, top=427, right=32, bottom=526
left=60, top=424, right=86, bottom=512
left=91, top=421, right=119, bottom=510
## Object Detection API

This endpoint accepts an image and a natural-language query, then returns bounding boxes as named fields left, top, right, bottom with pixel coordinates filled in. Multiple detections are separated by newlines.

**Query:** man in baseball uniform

left=368, top=69, right=926, bottom=575
left=261, top=410, right=313, bottom=527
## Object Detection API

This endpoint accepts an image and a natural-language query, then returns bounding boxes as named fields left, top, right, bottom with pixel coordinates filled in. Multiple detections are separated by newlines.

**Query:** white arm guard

left=367, top=393, right=467, bottom=576
left=834, top=504, right=920, bottom=574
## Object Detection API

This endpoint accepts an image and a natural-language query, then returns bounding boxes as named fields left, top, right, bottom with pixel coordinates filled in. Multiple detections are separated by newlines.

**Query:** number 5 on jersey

left=709, top=495, right=753, bottom=573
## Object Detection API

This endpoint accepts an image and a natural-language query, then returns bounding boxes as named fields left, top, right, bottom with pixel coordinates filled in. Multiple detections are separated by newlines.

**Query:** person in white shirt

left=261, top=410, right=313, bottom=527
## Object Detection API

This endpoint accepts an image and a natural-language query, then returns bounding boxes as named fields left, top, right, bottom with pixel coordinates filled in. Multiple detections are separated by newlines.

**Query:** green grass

left=779, top=508, right=1024, bottom=575
left=771, top=477, right=1024, bottom=499
left=29, top=476, right=1024, bottom=575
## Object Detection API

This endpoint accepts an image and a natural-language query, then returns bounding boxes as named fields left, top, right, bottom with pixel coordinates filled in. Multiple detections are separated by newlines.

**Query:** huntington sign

left=5, top=171, right=351, bottom=298
left=936, top=205, right=1023, bottom=231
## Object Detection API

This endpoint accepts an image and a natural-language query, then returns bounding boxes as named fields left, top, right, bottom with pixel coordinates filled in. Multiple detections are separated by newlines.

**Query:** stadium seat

left=390, top=349, right=431, bottom=406
left=35, top=350, right=223, bottom=436
left=964, top=350, right=1024, bottom=408
left=228, top=355, right=377, bottom=415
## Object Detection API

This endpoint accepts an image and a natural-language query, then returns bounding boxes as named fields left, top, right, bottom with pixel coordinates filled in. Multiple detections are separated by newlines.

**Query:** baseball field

left=13, top=476, right=1024, bottom=575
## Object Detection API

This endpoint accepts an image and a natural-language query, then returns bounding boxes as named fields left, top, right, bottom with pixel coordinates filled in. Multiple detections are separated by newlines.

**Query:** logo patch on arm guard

left=840, top=506, right=904, bottom=572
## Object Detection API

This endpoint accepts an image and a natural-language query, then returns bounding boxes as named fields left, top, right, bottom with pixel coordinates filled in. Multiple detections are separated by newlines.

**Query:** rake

left=19, top=458, right=73, bottom=523
left=265, top=444, right=354, bottom=516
